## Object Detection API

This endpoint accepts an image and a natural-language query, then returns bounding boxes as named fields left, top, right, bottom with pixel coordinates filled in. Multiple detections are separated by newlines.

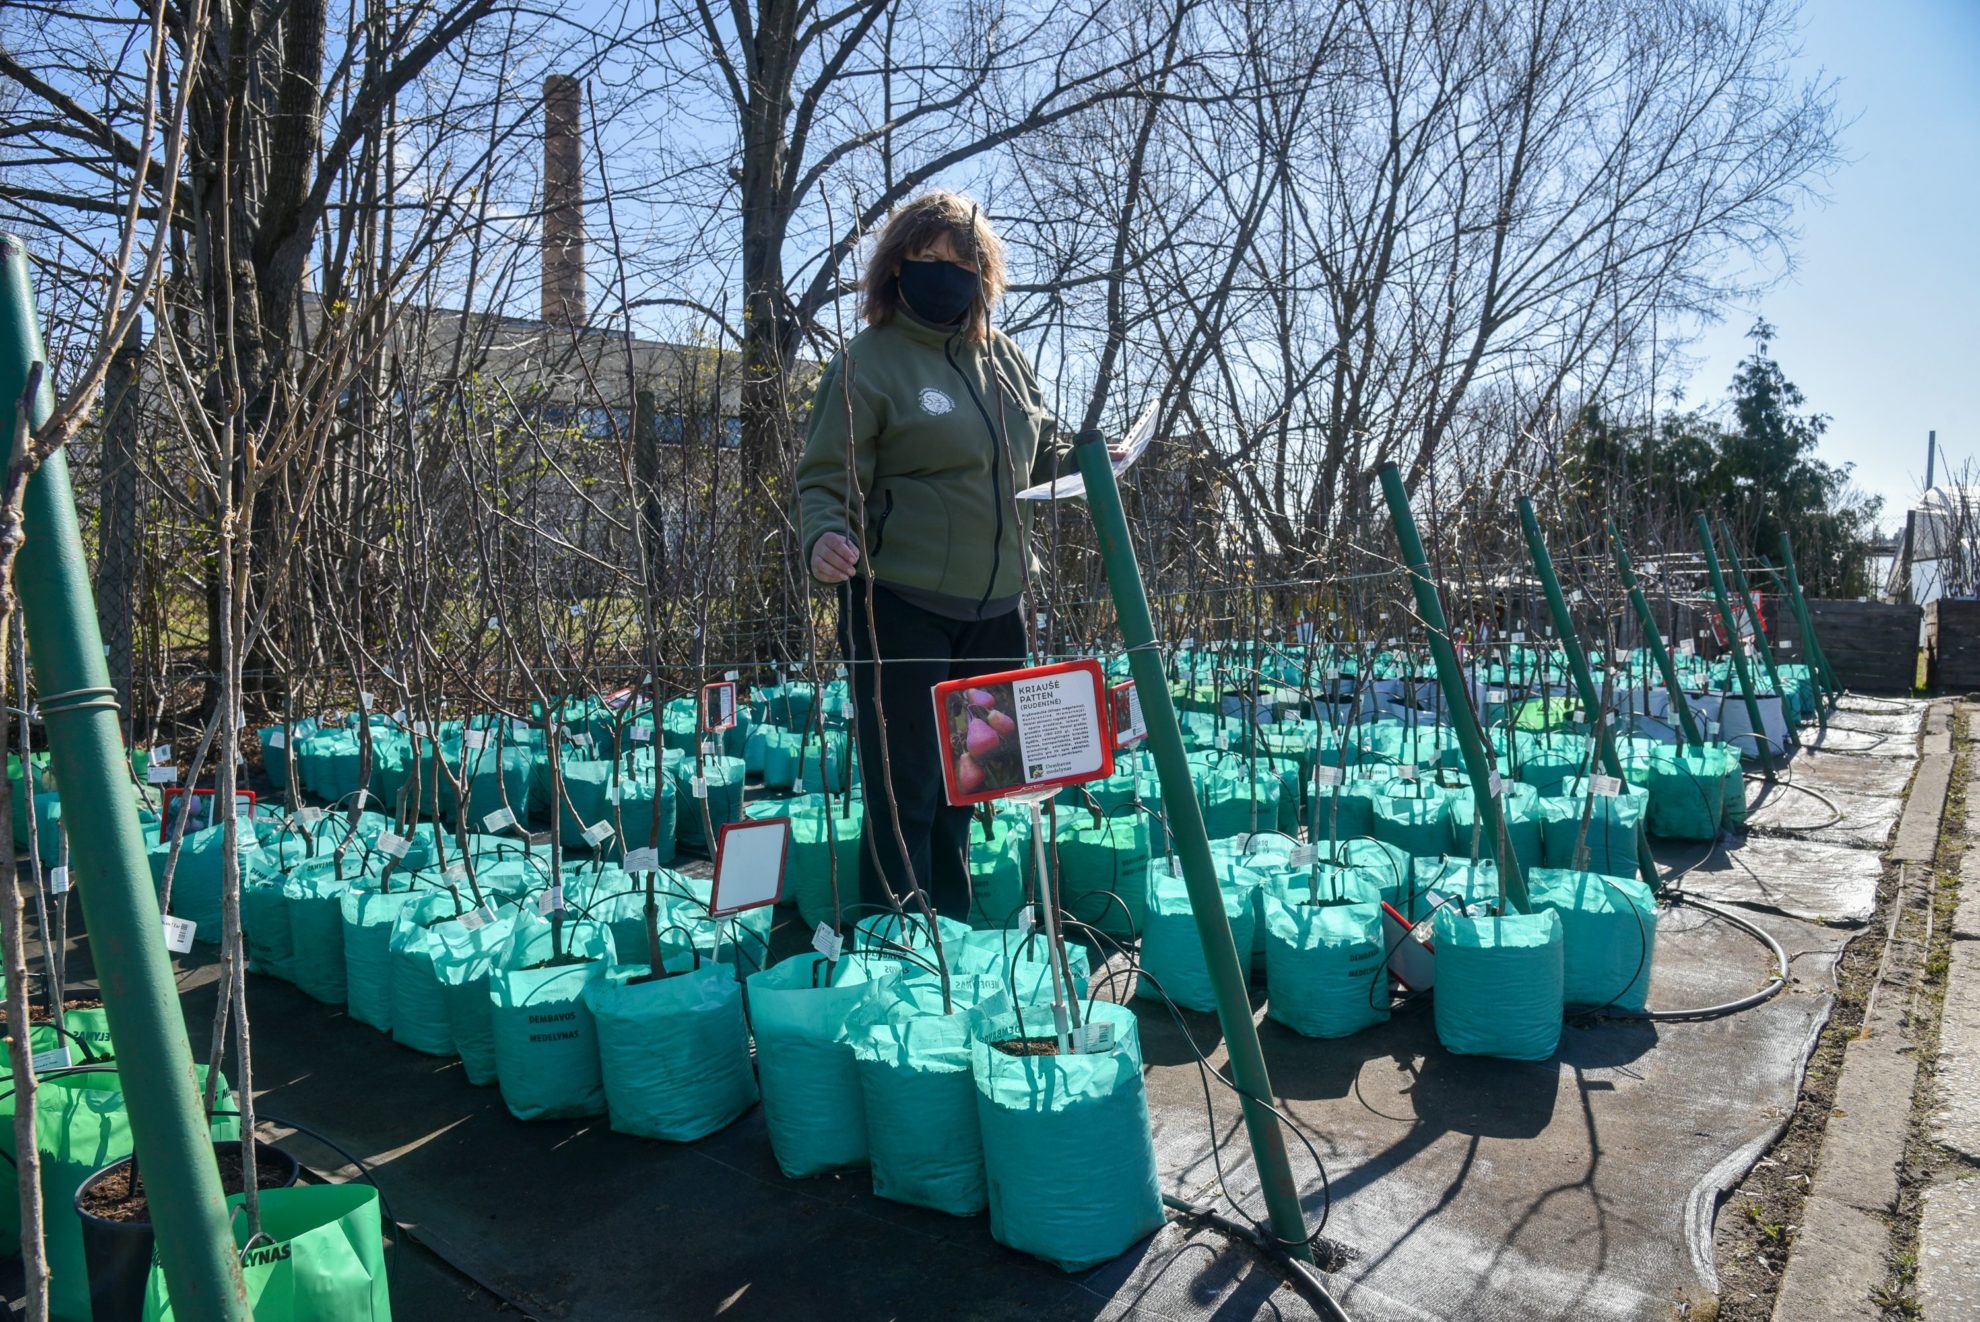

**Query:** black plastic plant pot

left=75, top=1138, right=300, bottom=1322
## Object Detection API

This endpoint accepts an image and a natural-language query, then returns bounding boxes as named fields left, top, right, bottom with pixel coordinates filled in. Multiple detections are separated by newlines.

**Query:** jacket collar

left=889, top=309, right=971, bottom=350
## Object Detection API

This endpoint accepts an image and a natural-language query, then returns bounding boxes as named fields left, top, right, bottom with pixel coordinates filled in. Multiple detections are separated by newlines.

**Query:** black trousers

left=839, top=583, right=1026, bottom=921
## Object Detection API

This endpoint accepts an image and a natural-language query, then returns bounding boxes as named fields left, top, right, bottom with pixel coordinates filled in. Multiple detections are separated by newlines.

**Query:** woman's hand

left=810, top=531, right=861, bottom=583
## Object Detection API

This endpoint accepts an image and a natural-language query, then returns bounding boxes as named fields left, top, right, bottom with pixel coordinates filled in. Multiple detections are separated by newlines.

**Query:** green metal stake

left=1759, top=553, right=1829, bottom=730
left=1071, top=431, right=1313, bottom=1263
left=1378, top=464, right=1529, bottom=911
left=1716, top=519, right=1799, bottom=749
left=1696, top=515, right=1778, bottom=780
left=1607, top=519, right=1705, bottom=749
left=1, top=238, right=250, bottom=1321
left=1517, top=500, right=1660, bottom=894
left=1778, top=532, right=1839, bottom=703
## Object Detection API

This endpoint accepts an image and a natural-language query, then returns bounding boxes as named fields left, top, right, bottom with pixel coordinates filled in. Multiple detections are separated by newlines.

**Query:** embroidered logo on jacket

left=918, top=387, right=956, bottom=415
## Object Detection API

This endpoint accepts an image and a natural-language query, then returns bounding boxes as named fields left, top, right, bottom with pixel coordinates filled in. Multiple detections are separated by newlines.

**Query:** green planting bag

left=285, top=860, right=362, bottom=1006
left=970, top=1000, right=1162, bottom=1271
left=1052, top=811, right=1153, bottom=940
left=389, top=892, right=462, bottom=1056
left=959, top=929, right=1091, bottom=999
left=746, top=953, right=899, bottom=1178
left=853, top=1010, right=985, bottom=1216
left=1447, top=783, right=1545, bottom=874
left=1432, top=906, right=1563, bottom=1061
left=1527, top=868, right=1658, bottom=1012
left=1262, top=877, right=1389, bottom=1038
left=1197, top=765, right=1285, bottom=840
left=1307, top=768, right=1396, bottom=844
left=142, top=1183, right=389, bottom=1321
left=340, top=886, right=426, bottom=1034
left=150, top=822, right=255, bottom=943
left=1139, top=865, right=1260, bottom=1012
left=243, top=864, right=298, bottom=981
left=435, top=908, right=517, bottom=1086
left=1515, top=748, right=1586, bottom=797
left=488, top=912, right=613, bottom=1120
left=853, top=910, right=972, bottom=961
left=35, top=1071, right=237, bottom=1321
left=672, top=755, right=745, bottom=850
left=586, top=959, right=757, bottom=1141
left=1540, top=779, right=1649, bottom=877
left=966, top=812, right=1032, bottom=929
left=1631, top=748, right=1726, bottom=840
left=751, top=796, right=862, bottom=928
left=1371, top=787, right=1453, bottom=860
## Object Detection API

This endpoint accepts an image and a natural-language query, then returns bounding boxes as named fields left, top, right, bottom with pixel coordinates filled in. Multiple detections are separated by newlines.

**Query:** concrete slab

left=1674, top=834, right=1883, bottom=926
left=1918, top=1173, right=1980, bottom=1321
left=1892, top=753, right=1956, bottom=863
left=1933, top=872, right=1980, bottom=1163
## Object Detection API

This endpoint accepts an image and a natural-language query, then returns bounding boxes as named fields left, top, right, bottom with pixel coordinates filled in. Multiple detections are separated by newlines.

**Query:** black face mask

left=898, top=258, right=980, bottom=327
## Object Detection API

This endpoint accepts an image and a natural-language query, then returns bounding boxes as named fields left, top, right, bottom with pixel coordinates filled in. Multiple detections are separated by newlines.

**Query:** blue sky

left=1679, top=0, right=1980, bottom=531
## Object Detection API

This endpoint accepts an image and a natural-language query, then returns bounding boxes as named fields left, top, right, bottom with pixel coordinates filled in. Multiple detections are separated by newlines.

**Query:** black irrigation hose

left=1604, top=891, right=1788, bottom=1022
left=1161, top=1194, right=1356, bottom=1322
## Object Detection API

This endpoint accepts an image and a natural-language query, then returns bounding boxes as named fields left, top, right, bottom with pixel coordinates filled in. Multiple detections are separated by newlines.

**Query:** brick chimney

left=542, top=74, right=585, bottom=326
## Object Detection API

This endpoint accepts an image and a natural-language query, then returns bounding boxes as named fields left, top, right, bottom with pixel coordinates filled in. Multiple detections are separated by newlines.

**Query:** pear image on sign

left=946, top=672, right=1105, bottom=797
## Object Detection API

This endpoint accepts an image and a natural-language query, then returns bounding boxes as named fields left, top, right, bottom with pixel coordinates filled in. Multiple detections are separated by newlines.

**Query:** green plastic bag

left=434, top=907, right=517, bottom=1086
left=1261, top=878, right=1389, bottom=1038
left=1139, top=865, right=1260, bottom=1012
left=243, top=864, right=297, bottom=981
left=1052, top=811, right=1153, bottom=939
left=1540, top=779, right=1649, bottom=877
left=341, top=886, right=426, bottom=1034
left=389, top=892, right=462, bottom=1056
left=970, top=999, right=1162, bottom=1271
left=746, top=953, right=899, bottom=1177
left=853, top=1010, right=985, bottom=1216
left=488, top=912, right=614, bottom=1120
left=1631, top=748, right=1726, bottom=840
left=966, top=812, right=1032, bottom=929
left=142, top=1183, right=390, bottom=1321
left=672, top=755, right=745, bottom=850
left=585, top=959, right=757, bottom=1141
left=1432, top=906, right=1563, bottom=1060
left=1527, top=868, right=1658, bottom=1011
left=1371, top=787, right=1452, bottom=859
left=286, top=859, right=362, bottom=1005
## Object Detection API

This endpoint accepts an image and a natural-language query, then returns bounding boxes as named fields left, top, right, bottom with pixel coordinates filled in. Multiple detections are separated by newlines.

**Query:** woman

left=795, top=191, right=1079, bottom=923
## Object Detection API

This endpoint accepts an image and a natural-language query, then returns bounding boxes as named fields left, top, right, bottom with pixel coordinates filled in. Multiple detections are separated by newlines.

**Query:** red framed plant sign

left=710, top=817, right=791, bottom=915
left=932, top=659, right=1115, bottom=807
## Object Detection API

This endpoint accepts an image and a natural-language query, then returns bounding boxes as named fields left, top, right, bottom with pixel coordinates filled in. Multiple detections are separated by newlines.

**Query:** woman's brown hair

left=860, top=191, right=1006, bottom=345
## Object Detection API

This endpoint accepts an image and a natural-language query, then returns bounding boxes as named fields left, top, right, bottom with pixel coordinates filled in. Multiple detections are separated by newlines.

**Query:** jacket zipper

left=869, top=489, right=894, bottom=558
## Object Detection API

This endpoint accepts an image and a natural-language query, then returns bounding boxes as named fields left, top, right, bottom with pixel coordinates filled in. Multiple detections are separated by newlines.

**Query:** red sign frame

left=709, top=816, right=790, bottom=915
left=700, top=680, right=738, bottom=733
left=932, top=659, right=1115, bottom=806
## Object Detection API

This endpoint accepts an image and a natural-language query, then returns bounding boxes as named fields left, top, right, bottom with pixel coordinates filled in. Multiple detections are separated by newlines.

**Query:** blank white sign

left=711, top=818, right=790, bottom=915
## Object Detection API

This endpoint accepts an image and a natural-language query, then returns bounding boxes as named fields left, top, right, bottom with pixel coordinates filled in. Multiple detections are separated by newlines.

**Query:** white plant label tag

left=1779, top=640, right=1794, bottom=650
left=537, top=885, right=565, bottom=915
left=162, top=914, right=196, bottom=954
left=48, top=866, right=70, bottom=895
left=812, top=922, right=843, bottom=962
left=691, top=776, right=708, bottom=799
left=150, top=744, right=173, bottom=764
left=147, top=764, right=176, bottom=784
left=725, top=670, right=739, bottom=682
left=457, top=907, right=489, bottom=932
left=444, top=861, right=470, bottom=885
left=1232, top=832, right=1252, bottom=852
left=581, top=821, right=614, bottom=847
left=1016, top=905, right=1036, bottom=938
left=1487, top=771, right=1504, bottom=798
left=793, top=776, right=808, bottom=795
left=1290, top=844, right=1317, bottom=867
left=1215, top=732, right=1229, bottom=751
left=1488, top=689, right=1508, bottom=704
left=623, top=847, right=660, bottom=873
left=1396, top=764, right=1417, bottom=782
left=606, top=781, right=623, bottom=805
left=570, top=732, right=592, bottom=749
left=1323, top=667, right=1341, bottom=680
left=630, top=725, right=652, bottom=743
left=486, top=616, right=501, bottom=630
left=1590, top=774, right=1622, bottom=797
left=377, top=832, right=410, bottom=860
left=1314, top=764, right=1343, bottom=787
left=266, top=730, right=285, bottom=750
left=297, top=807, right=325, bottom=827
left=359, top=691, right=374, bottom=710
left=30, top=1047, right=69, bottom=1073
left=700, top=740, right=720, bottom=759
left=483, top=807, right=516, bottom=832
left=1511, top=631, right=1527, bottom=643
left=1573, top=709, right=1587, bottom=724
left=464, top=730, right=487, bottom=750
left=1076, top=1020, right=1116, bottom=1054
left=1169, top=855, right=1183, bottom=877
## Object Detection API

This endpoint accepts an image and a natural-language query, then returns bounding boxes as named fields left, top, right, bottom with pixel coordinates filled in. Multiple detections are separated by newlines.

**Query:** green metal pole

left=1696, top=514, right=1778, bottom=779
left=1517, top=501, right=1660, bottom=894
left=1071, top=431, right=1313, bottom=1263
left=1377, top=464, right=1528, bottom=911
left=1778, top=533, right=1839, bottom=702
left=1607, top=519, right=1705, bottom=749
left=1716, top=519, right=1799, bottom=749
left=1, top=238, right=250, bottom=1320
left=1761, top=553, right=1830, bottom=729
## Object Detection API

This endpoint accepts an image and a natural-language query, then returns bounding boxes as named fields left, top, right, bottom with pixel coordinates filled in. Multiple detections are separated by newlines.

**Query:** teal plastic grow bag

left=853, top=1009, right=986, bottom=1216
left=585, top=959, right=758, bottom=1141
left=746, top=952, right=901, bottom=1177
left=1138, top=865, right=1261, bottom=1012
left=1261, top=876, right=1389, bottom=1038
left=488, top=913, right=614, bottom=1120
left=970, top=999, right=1162, bottom=1271
left=1527, top=868, right=1658, bottom=1011
left=1431, top=906, right=1563, bottom=1060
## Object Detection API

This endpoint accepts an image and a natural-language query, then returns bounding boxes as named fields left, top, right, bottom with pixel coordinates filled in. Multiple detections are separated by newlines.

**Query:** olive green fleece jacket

left=795, top=314, right=1072, bottom=608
